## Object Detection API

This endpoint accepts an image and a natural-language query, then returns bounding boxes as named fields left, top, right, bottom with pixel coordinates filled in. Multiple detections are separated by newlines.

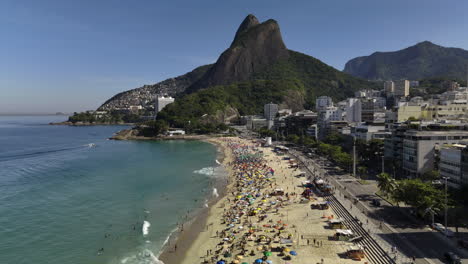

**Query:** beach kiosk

left=346, top=245, right=365, bottom=260
left=329, top=218, right=345, bottom=229
left=334, top=229, right=354, bottom=241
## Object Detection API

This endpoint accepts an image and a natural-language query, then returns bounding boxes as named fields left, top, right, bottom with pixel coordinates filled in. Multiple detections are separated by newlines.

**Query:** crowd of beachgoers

left=165, top=137, right=367, bottom=264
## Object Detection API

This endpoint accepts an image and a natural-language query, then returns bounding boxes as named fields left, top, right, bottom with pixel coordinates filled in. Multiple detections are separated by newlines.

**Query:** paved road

left=289, top=149, right=468, bottom=264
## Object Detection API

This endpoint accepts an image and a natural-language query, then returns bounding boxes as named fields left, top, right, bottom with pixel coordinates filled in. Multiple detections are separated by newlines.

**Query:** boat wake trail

left=0, top=143, right=96, bottom=162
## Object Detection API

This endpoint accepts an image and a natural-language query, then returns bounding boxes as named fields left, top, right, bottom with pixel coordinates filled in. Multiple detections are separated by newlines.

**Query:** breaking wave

left=119, top=249, right=164, bottom=264
left=142, top=221, right=151, bottom=236
left=212, top=188, right=219, bottom=198
left=193, top=167, right=215, bottom=176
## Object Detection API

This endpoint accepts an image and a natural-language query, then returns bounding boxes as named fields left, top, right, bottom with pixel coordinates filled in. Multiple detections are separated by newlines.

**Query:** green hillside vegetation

left=154, top=51, right=379, bottom=133
left=157, top=79, right=304, bottom=129
left=410, top=77, right=468, bottom=98
left=255, top=51, right=379, bottom=108
left=344, top=41, right=468, bottom=80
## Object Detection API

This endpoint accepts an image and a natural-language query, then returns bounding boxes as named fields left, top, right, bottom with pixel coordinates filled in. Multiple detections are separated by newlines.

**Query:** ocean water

left=0, top=116, right=221, bottom=264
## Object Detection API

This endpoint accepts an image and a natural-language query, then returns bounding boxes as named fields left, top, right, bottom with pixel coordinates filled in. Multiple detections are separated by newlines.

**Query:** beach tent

left=335, top=229, right=354, bottom=241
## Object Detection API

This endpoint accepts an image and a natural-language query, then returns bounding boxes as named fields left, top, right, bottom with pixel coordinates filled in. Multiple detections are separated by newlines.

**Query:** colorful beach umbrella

left=290, top=251, right=297, bottom=256
left=263, top=251, right=272, bottom=257
left=216, top=261, right=225, bottom=264
left=254, top=259, right=263, bottom=264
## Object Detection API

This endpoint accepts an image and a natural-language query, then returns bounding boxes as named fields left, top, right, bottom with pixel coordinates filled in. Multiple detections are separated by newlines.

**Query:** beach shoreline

left=159, top=136, right=370, bottom=264
left=158, top=137, right=234, bottom=264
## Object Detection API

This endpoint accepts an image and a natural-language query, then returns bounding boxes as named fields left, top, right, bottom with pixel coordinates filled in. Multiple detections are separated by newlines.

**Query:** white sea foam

left=161, top=227, right=177, bottom=248
left=193, top=167, right=215, bottom=176
left=142, top=221, right=151, bottom=236
left=215, top=159, right=221, bottom=165
left=119, top=249, right=164, bottom=264
left=212, top=188, right=219, bottom=198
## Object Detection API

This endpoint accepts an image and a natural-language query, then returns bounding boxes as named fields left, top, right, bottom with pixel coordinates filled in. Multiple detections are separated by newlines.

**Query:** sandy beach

left=161, top=137, right=367, bottom=264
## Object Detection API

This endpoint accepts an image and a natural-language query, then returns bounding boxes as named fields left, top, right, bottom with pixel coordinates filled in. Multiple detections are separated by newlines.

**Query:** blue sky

left=2, top=0, right=468, bottom=113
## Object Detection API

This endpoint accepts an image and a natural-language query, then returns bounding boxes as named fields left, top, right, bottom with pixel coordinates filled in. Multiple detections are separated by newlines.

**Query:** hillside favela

left=2, top=1, right=468, bottom=264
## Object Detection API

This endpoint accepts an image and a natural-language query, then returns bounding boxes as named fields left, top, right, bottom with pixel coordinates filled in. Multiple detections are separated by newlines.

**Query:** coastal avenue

left=287, top=147, right=468, bottom=264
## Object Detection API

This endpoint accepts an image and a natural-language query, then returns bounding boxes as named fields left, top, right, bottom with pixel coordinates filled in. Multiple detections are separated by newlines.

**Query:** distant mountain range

left=344, top=41, right=468, bottom=81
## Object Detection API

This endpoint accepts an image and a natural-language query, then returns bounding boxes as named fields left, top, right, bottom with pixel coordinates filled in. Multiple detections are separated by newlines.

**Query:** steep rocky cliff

left=186, top=15, right=290, bottom=93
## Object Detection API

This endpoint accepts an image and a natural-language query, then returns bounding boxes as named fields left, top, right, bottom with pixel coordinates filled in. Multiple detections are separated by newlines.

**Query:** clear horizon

left=2, top=0, right=468, bottom=113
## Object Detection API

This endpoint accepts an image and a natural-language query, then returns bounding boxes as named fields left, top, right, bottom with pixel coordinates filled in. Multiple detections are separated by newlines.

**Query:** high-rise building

left=155, top=96, right=175, bottom=115
left=346, top=98, right=361, bottom=123
left=384, top=81, right=395, bottom=94
left=264, top=103, right=279, bottom=121
left=402, top=129, right=468, bottom=177
left=394, top=80, right=410, bottom=97
left=440, top=144, right=466, bottom=189
left=317, top=106, right=343, bottom=139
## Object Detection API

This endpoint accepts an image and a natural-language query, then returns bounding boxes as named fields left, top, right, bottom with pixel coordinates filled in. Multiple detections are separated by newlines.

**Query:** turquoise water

left=0, top=116, right=220, bottom=264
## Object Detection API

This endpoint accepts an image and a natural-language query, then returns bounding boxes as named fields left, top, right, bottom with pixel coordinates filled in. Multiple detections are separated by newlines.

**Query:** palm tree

left=357, top=166, right=367, bottom=179
left=377, top=172, right=397, bottom=197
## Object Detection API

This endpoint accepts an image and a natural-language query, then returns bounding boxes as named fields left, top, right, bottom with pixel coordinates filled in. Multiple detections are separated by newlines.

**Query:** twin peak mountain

left=99, top=15, right=372, bottom=112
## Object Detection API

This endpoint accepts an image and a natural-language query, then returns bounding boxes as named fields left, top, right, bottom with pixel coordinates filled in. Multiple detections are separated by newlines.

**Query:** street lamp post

left=444, top=176, right=448, bottom=236
left=353, top=136, right=356, bottom=177
left=381, top=155, right=385, bottom=174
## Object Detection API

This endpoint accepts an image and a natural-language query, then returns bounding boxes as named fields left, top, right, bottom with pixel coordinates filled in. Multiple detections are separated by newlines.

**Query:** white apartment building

left=155, top=96, right=175, bottom=115
left=346, top=98, right=362, bottom=123
left=440, top=144, right=466, bottom=188
left=402, top=130, right=468, bottom=177
left=352, top=124, right=388, bottom=141
left=318, top=106, right=343, bottom=139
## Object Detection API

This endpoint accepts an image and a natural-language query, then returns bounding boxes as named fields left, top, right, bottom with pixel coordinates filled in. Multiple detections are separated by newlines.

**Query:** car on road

left=444, top=252, right=461, bottom=264
left=431, top=223, right=455, bottom=237
left=431, top=223, right=445, bottom=232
